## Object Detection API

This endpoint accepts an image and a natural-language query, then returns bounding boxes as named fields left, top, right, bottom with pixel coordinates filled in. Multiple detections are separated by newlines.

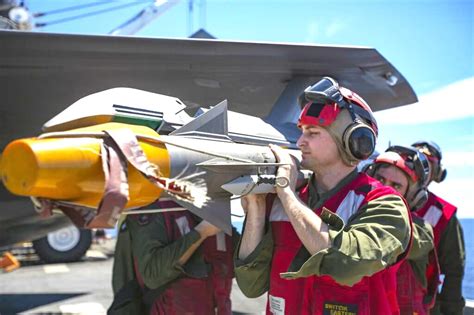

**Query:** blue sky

left=24, top=0, right=474, bottom=216
left=27, top=0, right=473, bottom=95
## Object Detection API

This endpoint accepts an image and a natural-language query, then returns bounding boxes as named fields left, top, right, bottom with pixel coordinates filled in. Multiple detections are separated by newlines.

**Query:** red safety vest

left=416, top=192, right=457, bottom=247
left=267, top=194, right=308, bottom=315
left=396, top=213, right=440, bottom=314
left=134, top=199, right=234, bottom=315
left=267, top=173, right=411, bottom=315
left=414, top=192, right=455, bottom=308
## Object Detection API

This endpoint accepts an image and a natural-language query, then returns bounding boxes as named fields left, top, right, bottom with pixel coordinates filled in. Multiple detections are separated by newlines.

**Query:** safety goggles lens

left=304, top=77, right=343, bottom=105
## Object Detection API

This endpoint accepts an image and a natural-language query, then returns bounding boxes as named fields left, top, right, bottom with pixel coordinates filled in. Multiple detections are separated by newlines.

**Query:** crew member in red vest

left=109, top=199, right=237, bottom=315
left=369, top=145, right=438, bottom=315
left=235, top=77, right=412, bottom=315
left=413, top=141, right=466, bottom=315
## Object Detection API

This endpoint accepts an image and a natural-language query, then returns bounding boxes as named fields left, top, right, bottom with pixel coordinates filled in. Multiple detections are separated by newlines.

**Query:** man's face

left=373, top=165, right=409, bottom=196
left=296, top=124, right=340, bottom=171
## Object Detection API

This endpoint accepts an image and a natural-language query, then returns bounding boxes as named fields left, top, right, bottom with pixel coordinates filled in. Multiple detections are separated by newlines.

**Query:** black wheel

left=32, top=226, right=93, bottom=263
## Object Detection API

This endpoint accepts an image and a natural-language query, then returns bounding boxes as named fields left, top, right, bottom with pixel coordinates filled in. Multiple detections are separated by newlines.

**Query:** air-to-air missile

left=0, top=87, right=307, bottom=234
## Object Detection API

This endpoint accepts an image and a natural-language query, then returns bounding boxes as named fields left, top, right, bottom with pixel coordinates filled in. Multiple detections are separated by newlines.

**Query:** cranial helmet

left=412, top=140, right=447, bottom=183
left=370, top=145, right=430, bottom=210
left=298, top=77, right=378, bottom=165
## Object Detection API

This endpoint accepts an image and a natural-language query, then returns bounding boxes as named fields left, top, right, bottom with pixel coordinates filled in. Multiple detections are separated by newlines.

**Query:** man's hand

left=195, top=220, right=221, bottom=239
left=269, top=144, right=298, bottom=192
left=241, top=194, right=267, bottom=215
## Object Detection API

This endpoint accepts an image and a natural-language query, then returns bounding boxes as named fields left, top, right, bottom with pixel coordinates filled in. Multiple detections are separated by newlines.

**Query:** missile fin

left=171, top=194, right=232, bottom=235
left=170, top=100, right=229, bottom=138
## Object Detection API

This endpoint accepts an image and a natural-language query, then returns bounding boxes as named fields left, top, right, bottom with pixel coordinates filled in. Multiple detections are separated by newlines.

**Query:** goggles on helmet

left=297, top=77, right=378, bottom=135
left=376, top=145, right=430, bottom=185
left=412, top=140, right=442, bottom=162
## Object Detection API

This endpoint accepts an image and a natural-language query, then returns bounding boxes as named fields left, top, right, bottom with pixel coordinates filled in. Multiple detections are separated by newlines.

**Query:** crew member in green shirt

left=370, top=145, right=437, bottom=314
left=413, top=140, right=465, bottom=315
left=109, top=198, right=237, bottom=315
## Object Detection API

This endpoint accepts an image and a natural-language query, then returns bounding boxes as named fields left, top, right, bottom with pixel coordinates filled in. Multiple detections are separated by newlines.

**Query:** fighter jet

left=0, top=29, right=417, bottom=257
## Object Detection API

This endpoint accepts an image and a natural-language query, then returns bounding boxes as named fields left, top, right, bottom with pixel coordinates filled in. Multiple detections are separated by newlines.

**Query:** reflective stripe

left=270, top=190, right=365, bottom=224
left=175, top=216, right=191, bottom=236
left=216, top=231, right=226, bottom=251
left=269, top=199, right=289, bottom=222
left=335, top=190, right=365, bottom=224
left=423, top=205, right=443, bottom=227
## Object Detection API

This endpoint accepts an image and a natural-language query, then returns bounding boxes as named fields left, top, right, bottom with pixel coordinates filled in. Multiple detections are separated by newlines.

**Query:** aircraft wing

left=0, top=30, right=417, bottom=246
left=0, top=30, right=417, bottom=150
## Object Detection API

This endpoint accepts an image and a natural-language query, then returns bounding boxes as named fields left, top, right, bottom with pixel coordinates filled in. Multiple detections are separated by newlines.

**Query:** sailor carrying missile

left=235, top=77, right=413, bottom=315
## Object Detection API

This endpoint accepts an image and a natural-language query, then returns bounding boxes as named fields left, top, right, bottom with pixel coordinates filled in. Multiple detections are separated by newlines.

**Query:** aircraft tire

left=32, top=226, right=92, bottom=263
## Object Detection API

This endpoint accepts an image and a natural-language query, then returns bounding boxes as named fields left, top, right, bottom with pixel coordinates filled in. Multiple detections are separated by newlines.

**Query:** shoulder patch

left=137, top=214, right=151, bottom=226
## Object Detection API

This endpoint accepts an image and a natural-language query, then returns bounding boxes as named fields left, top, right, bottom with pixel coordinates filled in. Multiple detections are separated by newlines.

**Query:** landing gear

left=32, top=226, right=92, bottom=263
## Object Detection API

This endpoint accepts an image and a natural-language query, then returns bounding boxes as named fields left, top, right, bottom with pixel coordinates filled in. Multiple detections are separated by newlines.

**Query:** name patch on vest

left=323, top=301, right=358, bottom=315
left=269, top=294, right=285, bottom=315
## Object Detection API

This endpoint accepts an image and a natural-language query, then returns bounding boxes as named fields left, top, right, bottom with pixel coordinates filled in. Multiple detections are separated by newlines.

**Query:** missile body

left=0, top=88, right=303, bottom=233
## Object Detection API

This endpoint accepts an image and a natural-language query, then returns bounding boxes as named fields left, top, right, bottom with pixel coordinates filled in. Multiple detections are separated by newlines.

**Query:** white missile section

left=161, top=100, right=310, bottom=234
left=221, top=175, right=277, bottom=195
left=42, top=87, right=191, bottom=133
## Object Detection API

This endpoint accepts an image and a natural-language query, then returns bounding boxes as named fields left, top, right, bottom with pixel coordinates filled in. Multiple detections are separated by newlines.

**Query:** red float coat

left=267, top=173, right=411, bottom=315
left=134, top=200, right=234, bottom=315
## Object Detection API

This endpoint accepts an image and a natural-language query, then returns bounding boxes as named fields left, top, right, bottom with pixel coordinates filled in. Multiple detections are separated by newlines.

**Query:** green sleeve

left=234, top=221, right=274, bottom=298
left=436, top=215, right=466, bottom=315
left=408, top=216, right=435, bottom=288
left=409, top=216, right=434, bottom=260
left=111, top=222, right=135, bottom=294
left=128, top=214, right=201, bottom=290
left=281, top=194, right=411, bottom=287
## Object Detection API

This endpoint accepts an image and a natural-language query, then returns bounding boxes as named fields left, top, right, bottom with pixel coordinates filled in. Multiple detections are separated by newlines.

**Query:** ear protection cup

left=432, top=163, right=447, bottom=183
left=408, top=186, right=429, bottom=211
left=436, top=167, right=447, bottom=183
left=411, top=140, right=446, bottom=183
left=342, top=121, right=376, bottom=160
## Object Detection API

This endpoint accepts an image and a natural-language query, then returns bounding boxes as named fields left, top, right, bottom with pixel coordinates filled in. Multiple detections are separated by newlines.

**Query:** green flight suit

left=431, top=216, right=466, bottom=315
left=409, top=215, right=435, bottom=289
left=110, top=212, right=239, bottom=313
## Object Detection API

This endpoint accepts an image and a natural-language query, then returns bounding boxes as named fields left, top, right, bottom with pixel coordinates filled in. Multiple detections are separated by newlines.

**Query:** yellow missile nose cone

left=1, top=123, right=171, bottom=209
left=1, top=139, right=38, bottom=195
